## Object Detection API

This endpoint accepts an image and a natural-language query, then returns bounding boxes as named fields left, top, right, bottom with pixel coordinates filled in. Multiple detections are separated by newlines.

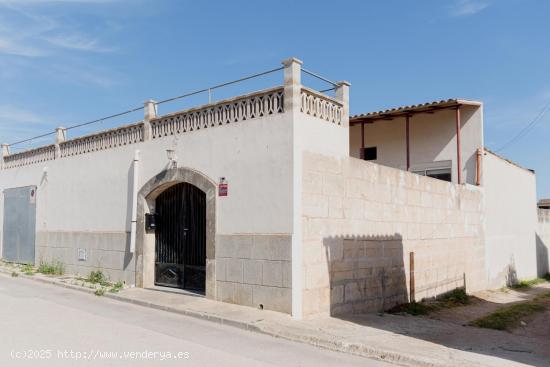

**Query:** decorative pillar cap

left=281, top=57, right=303, bottom=67
left=336, top=80, right=351, bottom=87
left=55, top=127, right=67, bottom=143
left=144, top=100, right=158, bottom=121
left=1, top=143, right=9, bottom=157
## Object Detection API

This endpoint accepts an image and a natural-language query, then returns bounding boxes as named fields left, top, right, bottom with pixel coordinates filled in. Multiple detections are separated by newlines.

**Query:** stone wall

left=537, top=209, right=550, bottom=277
left=301, top=152, right=485, bottom=317
left=215, top=234, right=292, bottom=313
left=36, top=231, right=135, bottom=284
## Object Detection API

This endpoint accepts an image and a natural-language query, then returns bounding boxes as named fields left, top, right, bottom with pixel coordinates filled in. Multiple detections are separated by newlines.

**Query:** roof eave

left=350, top=98, right=482, bottom=124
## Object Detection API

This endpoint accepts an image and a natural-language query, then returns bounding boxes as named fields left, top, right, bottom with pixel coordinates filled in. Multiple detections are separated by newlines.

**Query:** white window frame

left=409, top=160, right=453, bottom=182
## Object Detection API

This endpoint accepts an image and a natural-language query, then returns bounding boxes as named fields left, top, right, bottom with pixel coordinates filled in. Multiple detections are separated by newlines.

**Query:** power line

left=302, top=68, right=339, bottom=87
left=8, top=66, right=287, bottom=147
left=495, top=100, right=550, bottom=152
left=155, top=66, right=284, bottom=105
left=6, top=65, right=337, bottom=148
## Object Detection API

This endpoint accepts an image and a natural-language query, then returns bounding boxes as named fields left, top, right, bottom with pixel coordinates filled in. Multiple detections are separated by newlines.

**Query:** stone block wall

left=537, top=209, right=550, bottom=276
left=36, top=231, right=135, bottom=284
left=215, top=234, right=292, bottom=313
left=301, top=152, right=485, bottom=317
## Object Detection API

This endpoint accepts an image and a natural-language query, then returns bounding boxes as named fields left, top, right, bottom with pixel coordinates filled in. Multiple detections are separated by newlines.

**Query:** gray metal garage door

left=2, top=186, right=37, bottom=264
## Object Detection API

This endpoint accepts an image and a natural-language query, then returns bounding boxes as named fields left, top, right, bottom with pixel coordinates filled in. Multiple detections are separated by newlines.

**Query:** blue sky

left=0, top=0, right=549, bottom=198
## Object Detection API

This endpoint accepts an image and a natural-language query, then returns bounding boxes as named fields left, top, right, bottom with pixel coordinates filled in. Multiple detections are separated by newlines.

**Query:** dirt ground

left=511, top=308, right=550, bottom=339
left=428, top=283, right=550, bottom=340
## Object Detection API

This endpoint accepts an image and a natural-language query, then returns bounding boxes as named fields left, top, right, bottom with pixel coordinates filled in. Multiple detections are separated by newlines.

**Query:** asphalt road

left=0, top=275, right=394, bottom=367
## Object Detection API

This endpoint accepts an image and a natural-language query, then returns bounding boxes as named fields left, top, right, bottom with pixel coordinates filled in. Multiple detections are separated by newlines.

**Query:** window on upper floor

left=412, top=167, right=452, bottom=182
left=360, top=147, right=377, bottom=161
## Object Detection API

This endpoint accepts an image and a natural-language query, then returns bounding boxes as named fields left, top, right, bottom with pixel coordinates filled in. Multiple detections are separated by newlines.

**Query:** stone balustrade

left=2, top=144, right=56, bottom=169
left=59, top=122, right=144, bottom=158
left=150, top=87, right=284, bottom=139
left=300, top=87, right=344, bottom=125
left=1, top=59, right=348, bottom=170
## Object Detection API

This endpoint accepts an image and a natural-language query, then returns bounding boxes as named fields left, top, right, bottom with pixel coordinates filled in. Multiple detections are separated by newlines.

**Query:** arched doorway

left=135, top=167, right=216, bottom=299
left=155, top=182, right=206, bottom=292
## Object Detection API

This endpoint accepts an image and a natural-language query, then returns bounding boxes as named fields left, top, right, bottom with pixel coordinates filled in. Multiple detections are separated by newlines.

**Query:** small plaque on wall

left=77, top=248, right=87, bottom=261
left=219, top=177, right=228, bottom=197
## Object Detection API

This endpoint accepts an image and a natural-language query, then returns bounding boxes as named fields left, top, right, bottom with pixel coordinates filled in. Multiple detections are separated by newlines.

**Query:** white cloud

left=0, top=105, right=47, bottom=125
left=0, top=38, right=46, bottom=57
left=0, top=105, right=58, bottom=147
left=450, top=0, right=489, bottom=17
left=43, top=34, right=115, bottom=52
left=0, top=0, right=116, bottom=57
left=52, top=65, right=118, bottom=88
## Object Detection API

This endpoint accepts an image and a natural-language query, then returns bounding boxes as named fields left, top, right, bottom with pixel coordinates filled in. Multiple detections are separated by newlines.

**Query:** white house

left=350, top=101, right=539, bottom=289
left=0, top=58, right=542, bottom=319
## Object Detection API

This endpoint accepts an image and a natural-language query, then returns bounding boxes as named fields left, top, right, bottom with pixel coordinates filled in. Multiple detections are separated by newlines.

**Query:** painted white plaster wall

left=0, top=113, right=293, bottom=236
left=483, top=150, right=538, bottom=287
left=294, top=109, right=349, bottom=318
left=537, top=209, right=550, bottom=277
left=349, top=105, right=483, bottom=185
left=0, top=61, right=349, bottom=317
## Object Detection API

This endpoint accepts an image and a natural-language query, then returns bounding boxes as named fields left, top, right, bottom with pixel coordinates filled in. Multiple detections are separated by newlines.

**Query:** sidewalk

left=0, top=266, right=546, bottom=367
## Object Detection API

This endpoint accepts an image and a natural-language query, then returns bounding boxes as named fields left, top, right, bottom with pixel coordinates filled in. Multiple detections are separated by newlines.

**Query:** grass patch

left=94, top=287, right=106, bottom=296
left=510, top=277, right=548, bottom=289
left=389, top=302, right=434, bottom=315
left=534, top=291, right=550, bottom=301
left=109, top=281, right=124, bottom=293
left=388, top=288, right=470, bottom=316
left=37, top=260, right=64, bottom=275
left=438, top=288, right=470, bottom=306
left=470, top=303, right=546, bottom=330
left=21, top=264, right=35, bottom=276
left=11, top=271, right=18, bottom=277
left=87, top=270, right=110, bottom=287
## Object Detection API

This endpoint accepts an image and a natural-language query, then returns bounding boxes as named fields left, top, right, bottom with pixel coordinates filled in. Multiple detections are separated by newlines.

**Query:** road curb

left=0, top=267, right=459, bottom=367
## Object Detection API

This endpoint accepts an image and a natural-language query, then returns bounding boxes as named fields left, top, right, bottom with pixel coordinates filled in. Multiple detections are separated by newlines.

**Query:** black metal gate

left=154, top=182, right=206, bottom=292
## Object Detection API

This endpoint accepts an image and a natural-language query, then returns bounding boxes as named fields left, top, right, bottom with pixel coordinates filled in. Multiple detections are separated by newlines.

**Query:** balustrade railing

left=1, top=60, right=347, bottom=170
left=59, top=123, right=144, bottom=158
left=3, top=144, right=56, bottom=168
left=300, top=87, right=343, bottom=125
left=150, top=87, right=284, bottom=139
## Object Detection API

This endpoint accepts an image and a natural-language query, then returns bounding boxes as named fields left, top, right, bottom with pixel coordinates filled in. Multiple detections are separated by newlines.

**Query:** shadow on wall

left=536, top=233, right=549, bottom=277
left=323, top=233, right=408, bottom=316
left=124, top=161, right=135, bottom=270
left=334, top=288, right=550, bottom=366
left=505, top=256, right=518, bottom=288
left=320, top=235, right=550, bottom=366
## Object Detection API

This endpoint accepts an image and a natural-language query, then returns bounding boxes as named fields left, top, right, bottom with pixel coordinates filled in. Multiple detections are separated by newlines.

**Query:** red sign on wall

left=218, top=177, right=228, bottom=197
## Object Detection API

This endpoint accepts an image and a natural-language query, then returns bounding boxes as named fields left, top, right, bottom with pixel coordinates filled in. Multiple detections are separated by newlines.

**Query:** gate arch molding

left=135, top=167, right=216, bottom=299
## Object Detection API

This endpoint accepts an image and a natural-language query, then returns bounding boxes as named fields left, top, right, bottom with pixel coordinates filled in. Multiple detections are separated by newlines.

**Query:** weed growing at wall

left=94, top=288, right=106, bottom=296
left=73, top=270, right=125, bottom=295
left=510, top=277, right=549, bottom=289
left=37, top=261, right=64, bottom=275
left=21, top=264, right=35, bottom=276
left=87, top=270, right=110, bottom=286
left=388, top=288, right=470, bottom=316
left=109, top=281, right=123, bottom=293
